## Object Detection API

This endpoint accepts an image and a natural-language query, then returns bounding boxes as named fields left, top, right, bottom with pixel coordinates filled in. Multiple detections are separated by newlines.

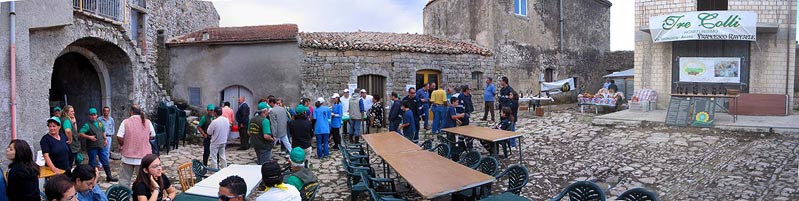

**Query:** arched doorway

left=220, top=85, right=254, bottom=114
left=50, top=52, right=103, bottom=124
left=49, top=38, right=134, bottom=127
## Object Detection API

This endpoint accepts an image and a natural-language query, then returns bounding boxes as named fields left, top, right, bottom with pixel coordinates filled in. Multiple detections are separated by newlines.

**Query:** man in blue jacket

left=388, top=92, right=402, bottom=132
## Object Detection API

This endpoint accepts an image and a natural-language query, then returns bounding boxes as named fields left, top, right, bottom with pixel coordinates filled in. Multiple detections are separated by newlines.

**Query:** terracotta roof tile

left=298, top=32, right=492, bottom=56
left=168, top=24, right=298, bottom=45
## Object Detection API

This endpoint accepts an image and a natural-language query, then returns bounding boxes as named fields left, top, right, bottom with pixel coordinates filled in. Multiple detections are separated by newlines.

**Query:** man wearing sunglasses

left=218, top=175, right=247, bottom=201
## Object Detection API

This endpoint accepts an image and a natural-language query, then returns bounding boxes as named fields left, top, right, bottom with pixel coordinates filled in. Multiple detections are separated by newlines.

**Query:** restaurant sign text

left=649, top=11, right=756, bottom=43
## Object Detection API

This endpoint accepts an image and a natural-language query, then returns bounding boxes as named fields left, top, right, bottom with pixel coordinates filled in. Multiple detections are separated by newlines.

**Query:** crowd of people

left=1, top=76, right=523, bottom=201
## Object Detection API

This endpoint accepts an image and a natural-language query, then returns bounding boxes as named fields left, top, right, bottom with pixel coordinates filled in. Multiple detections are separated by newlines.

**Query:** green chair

left=419, top=139, right=433, bottom=151
left=457, top=149, right=482, bottom=169
left=496, top=164, right=529, bottom=195
left=617, top=188, right=658, bottom=201
left=105, top=184, right=132, bottom=201
left=456, top=156, right=499, bottom=199
left=341, top=158, right=371, bottom=201
left=367, top=187, right=406, bottom=201
left=480, top=192, right=531, bottom=201
left=550, top=181, right=606, bottom=201
left=191, top=159, right=218, bottom=182
left=432, top=143, right=450, bottom=159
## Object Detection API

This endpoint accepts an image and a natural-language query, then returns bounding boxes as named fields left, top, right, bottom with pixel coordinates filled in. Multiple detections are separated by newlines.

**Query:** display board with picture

left=678, top=57, right=741, bottom=83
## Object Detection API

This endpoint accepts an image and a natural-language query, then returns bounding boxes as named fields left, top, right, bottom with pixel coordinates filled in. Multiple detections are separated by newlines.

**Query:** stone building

left=0, top=0, right=218, bottom=148
left=167, top=24, right=302, bottom=113
left=635, top=0, right=796, bottom=111
left=424, top=0, right=624, bottom=96
left=298, top=32, right=493, bottom=102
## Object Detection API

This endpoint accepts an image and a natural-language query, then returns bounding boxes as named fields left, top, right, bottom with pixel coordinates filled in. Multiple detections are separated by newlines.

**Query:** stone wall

left=300, top=48, right=494, bottom=106
left=635, top=0, right=796, bottom=111
left=0, top=0, right=218, bottom=150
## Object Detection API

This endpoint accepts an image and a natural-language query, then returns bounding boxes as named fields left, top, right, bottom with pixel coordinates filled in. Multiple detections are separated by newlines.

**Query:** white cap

left=331, top=93, right=340, bottom=99
left=317, top=97, right=326, bottom=103
left=343, top=89, right=350, bottom=93
left=360, top=89, right=367, bottom=93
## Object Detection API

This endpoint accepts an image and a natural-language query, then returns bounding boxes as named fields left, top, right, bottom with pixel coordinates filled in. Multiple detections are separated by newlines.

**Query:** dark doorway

left=50, top=52, right=102, bottom=125
left=357, top=74, right=386, bottom=99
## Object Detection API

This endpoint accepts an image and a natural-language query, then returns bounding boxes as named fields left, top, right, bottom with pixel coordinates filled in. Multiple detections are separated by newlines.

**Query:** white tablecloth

left=185, top=164, right=262, bottom=197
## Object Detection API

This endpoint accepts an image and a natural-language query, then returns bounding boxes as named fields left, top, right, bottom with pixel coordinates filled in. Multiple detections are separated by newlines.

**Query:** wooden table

left=39, top=167, right=64, bottom=178
left=382, top=151, right=495, bottom=199
left=184, top=164, right=261, bottom=198
left=443, top=125, right=524, bottom=162
left=362, top=132, right=422, bottom=156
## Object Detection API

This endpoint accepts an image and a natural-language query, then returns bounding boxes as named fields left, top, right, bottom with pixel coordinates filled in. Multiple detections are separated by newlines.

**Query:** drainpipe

left=559, top=0, right=563, bottom=50
left=786, top=2, right=792, bottom=96
left=9, top=2, right=17, bottom=139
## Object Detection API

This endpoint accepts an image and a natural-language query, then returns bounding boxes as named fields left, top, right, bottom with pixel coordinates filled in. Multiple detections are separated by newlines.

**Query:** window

left=697, top=0, right=727, bottom=11
left=544, top=68, right=554, bottom=82
left=514, top=0, right=527, bottom=16
left=189, top=87, right=201, bottom=106
left=130, top=9, right=146, bottom=53
left=471, top=71, right=484, bottom=90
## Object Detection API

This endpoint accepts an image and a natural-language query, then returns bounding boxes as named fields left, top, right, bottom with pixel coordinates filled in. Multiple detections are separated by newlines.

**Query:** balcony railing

left=73, top=0, right=122, bottom=21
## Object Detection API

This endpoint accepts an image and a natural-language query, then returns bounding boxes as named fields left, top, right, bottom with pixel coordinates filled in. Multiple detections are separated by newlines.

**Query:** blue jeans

left=422, top=104, right=430, bottom=129
left=509, top=122, right=517, bottom=147
left=255, top=147, right=272, bottom=165
left=87, top=147, right=109, bottom=169
left=432, top=105, right=447, bottom=133
left=100, top=135, right=112, bottom=167
left=316, top=134, right=330, bottom=158
left=348, top=119, right=362, bottom=136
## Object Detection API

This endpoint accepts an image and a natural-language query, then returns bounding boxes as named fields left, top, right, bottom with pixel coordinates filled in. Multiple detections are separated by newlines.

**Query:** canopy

left=603, top=68, right=634, bottom=78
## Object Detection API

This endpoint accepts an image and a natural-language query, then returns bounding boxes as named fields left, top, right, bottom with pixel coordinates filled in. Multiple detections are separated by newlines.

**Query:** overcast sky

left=208, top=0, right=641, bottom=51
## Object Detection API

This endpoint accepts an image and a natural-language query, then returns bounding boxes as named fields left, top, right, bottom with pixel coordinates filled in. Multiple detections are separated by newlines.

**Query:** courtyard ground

left=98, top=105, right=799, bottom=200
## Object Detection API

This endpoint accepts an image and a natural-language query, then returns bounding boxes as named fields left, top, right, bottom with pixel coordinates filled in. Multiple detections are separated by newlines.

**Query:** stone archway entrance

left=49, top=37, right=134, bottom=125
left=50, top=52, right=103, bottom=124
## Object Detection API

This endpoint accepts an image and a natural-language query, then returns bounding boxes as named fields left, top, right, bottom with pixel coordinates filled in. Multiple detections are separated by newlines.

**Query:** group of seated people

left=7, top=140, right=316, bottom=201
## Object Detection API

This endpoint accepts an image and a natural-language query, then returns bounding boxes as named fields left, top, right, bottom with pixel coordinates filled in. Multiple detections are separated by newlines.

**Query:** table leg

left=518, top=137, right=523, bottom=163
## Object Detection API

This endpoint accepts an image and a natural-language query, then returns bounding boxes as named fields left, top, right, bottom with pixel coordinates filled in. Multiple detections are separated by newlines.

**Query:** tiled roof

left=167, top=24, right=298, bottom=45
left=298, top=32, right=493, bottom=56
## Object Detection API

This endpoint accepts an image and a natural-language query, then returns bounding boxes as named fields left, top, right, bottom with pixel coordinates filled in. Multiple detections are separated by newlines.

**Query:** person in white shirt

left=207, top=106, right=231, bottom=169
left=340, top=89, right=351, bottom=136
left=115, top=104, right=156, bottom=187
left=257, top=161, right=301, bottom=201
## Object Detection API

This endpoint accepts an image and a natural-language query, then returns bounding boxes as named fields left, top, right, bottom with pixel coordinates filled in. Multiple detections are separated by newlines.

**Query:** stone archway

left=49, top=37, right=134, bottom=125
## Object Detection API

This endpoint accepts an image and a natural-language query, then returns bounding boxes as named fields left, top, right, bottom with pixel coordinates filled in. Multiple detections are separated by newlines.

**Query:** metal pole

left=10, top=2, right=17, bottom=139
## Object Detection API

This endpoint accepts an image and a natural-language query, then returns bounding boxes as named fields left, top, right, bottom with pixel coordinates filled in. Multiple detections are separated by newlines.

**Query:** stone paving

left=97, top=106, right=799, bottom=201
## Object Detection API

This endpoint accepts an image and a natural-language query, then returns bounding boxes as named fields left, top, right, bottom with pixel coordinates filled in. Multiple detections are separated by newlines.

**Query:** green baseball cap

left=206, top=104, right=216, bottom=111
left=290, top=147, right=306, bottom=164
left=258, top=102, right=271, bottom=111
left=295, top=105, right=308, bottom=114
left=88, top=108, right=98, bottom=115
left=53, top=106, right=62, bottom=112
left=47, top=116, right=61, bottom=125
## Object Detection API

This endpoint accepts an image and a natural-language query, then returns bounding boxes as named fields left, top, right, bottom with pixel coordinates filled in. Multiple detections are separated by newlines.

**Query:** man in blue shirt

left=388, top=92, right=402, bottom=132
left=398, top=100, right=416, bottom=140
left=458, top=85, right=473, bottom=126
left=402, top=88, right=421, bottom=142
left=482, top=77, right=497, bottom=122
left=445, top=97, right=465, bottom=129
left=417, top=83, right=431, bottom=130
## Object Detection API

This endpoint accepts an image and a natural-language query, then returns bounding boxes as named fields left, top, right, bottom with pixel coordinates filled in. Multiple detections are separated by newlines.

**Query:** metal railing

left=73, top=0, right=122, bottom=21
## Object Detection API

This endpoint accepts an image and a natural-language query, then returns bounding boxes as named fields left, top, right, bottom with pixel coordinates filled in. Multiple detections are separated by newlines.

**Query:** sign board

left=679, top=57, right=741, bottom=83
left=649, top=11, right=757, bottom=43
left=666, top=97, right=692, bottom=126
left=690, top=98, right=715, bottom=127
left=540, top=77, right=575, bottom=94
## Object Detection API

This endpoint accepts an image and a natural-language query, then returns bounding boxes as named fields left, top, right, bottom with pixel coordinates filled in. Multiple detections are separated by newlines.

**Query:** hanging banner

left=679, top=57, right=741, bottom=83
left=540, top=77, right=575, bottom=94
left=649, top=11, right=757, bottom=43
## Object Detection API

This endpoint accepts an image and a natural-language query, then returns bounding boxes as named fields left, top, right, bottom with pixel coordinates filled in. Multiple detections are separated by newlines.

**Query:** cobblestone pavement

left=97, top=107, right=799, bottom=200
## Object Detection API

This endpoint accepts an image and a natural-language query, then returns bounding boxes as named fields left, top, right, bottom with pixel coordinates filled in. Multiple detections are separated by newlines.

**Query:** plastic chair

left=302, top=182, right=320, bottom=201
left=432, top=143, right=450, bottom=159
left=341, top=158, right=371, bottom=201
left=175, top=109, right=188, bottom=147
left=477, top=156, right=500, bottom=176
left=458, top=150, right=482, bottom=169
left=617, top=188, right=658, bottom=201
left=105, top=185, right=133, bottom=201
left=177, top=162, right=195, bottom=192
left=367, top=187, right=406, bottom=201
left=364, top=171, right=397, bottom=194
left=419, top=139, right=433, bottom=151
left=496, top=164, right=529, bottom=195
left=550, top=181, right=606, bottom=201
left=191, top=159, right=218, bottom=182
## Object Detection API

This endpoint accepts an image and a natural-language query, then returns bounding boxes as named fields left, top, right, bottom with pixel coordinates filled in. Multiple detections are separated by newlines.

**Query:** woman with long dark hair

left=132, top=154, right=176, bottom=201
left=6, top=139, right=41, bottom=200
